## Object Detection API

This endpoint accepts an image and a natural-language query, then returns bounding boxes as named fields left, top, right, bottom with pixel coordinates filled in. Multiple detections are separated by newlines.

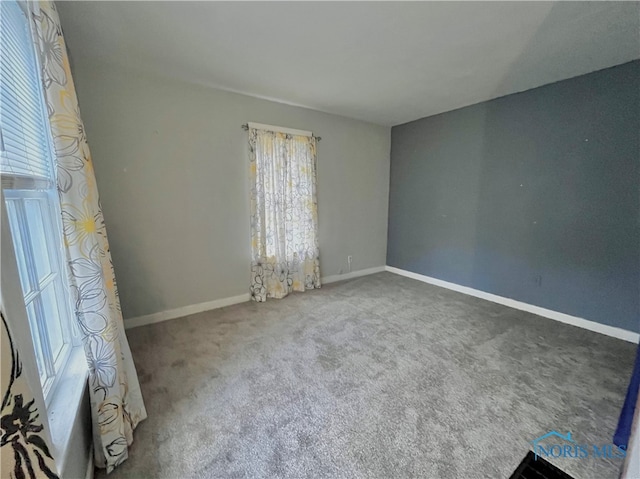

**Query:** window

left=1, top=0, right=75, bottom=402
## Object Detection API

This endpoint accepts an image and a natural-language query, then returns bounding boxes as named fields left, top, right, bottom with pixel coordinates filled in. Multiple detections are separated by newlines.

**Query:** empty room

left=1, top=1, right=639, bottom=478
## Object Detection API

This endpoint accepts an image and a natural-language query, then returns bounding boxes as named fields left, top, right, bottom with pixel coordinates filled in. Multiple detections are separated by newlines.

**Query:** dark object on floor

left=614, top=344, right=640, bottom=448
left=509, top=451, right=576, bottom=479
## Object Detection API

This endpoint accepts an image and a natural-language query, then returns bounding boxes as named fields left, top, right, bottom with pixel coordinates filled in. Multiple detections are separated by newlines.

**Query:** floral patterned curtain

left=29, top=2, right=146, bottom=472
left=249, top=128, right=321, bottom=301
left=1, top=311, right=59, bottom=479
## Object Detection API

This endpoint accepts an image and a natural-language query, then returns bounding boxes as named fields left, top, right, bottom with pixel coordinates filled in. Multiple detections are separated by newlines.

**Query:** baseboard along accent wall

left=385, top=266, right=640, bottom=344
left=386, top=62, right=640, bottom=333
left=125, top=265, right=638, bottom=343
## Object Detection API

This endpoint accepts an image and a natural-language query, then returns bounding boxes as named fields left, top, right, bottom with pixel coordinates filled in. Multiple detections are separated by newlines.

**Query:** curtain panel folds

left=249, top=128, right=321, bottom=301
left=29, top=1, right=146, bottom=472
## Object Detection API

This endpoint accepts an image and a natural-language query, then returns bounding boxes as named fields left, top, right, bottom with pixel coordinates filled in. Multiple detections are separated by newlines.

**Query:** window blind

left=0, top=0, right=52, bottom=182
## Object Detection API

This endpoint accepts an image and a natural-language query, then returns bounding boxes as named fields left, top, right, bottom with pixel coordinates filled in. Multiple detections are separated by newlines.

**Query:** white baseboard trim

left=124, top=266, right=387, bottom=329
left=385, top=266, right=640, bottom=344
left=321, top=266, right=386, bottom=285
left=125, top=293, right=251, bottom=329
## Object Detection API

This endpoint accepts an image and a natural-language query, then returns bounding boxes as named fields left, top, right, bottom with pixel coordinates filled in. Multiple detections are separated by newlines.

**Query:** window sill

left=47, top=345, right=89, bottom=474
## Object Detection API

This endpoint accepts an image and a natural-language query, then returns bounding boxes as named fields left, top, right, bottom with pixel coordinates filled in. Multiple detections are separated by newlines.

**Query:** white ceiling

left=58, top=1, right=640, bottom=126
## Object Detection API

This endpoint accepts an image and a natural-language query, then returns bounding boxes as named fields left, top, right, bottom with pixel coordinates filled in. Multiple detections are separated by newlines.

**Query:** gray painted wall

left=71, top=63, right=390, bottom=321
left=388, top=61, right=640, bottom=333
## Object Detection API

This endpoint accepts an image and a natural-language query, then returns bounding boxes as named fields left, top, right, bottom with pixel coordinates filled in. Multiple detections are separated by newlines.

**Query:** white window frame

left=3, top=190, right=77, bottom=401
left=1, top=0, right=80, bottom=406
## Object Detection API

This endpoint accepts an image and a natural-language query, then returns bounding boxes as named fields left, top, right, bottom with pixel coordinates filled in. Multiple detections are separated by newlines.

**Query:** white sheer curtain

left=249, top=128, right=321, bottom=301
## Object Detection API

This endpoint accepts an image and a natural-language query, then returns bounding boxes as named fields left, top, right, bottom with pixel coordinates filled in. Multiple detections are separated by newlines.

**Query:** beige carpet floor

left=97, top=272, right=636, bottom=479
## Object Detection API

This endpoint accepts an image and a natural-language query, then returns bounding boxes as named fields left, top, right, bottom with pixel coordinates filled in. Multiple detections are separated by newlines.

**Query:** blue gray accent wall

left=387, top=61, right=640, bottom=333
